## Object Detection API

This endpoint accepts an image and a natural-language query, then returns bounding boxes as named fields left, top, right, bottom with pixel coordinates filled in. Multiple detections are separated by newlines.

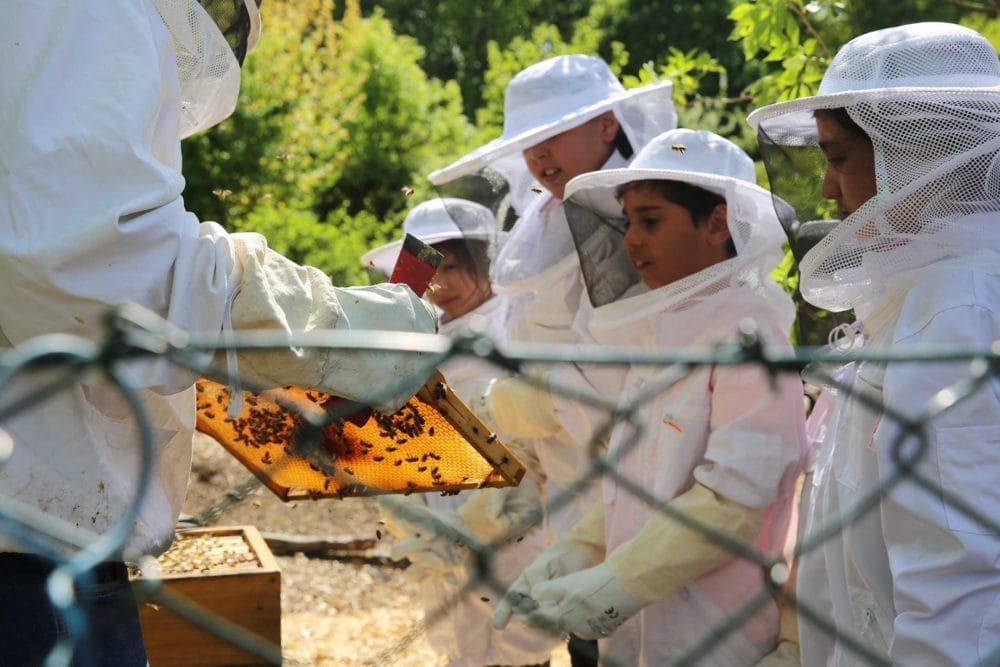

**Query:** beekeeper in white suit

left=430, top=56, right=677, bottom=663
left=0, top=1, right=436, bottom=664
left=748, top=22, right=1000, bottom=665
left=364, top=198, right=558, bottom=666
left=428, top=53, right=676, bottom=543
left=493, top=129, right=806, bottom=666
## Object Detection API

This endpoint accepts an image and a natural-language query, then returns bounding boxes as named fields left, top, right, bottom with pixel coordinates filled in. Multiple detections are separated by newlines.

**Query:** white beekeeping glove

left=229, top=233, right=439, bottom=413
left=525, top=562, right=644, bottom=639
left=493, top=500, right=606, bottom=629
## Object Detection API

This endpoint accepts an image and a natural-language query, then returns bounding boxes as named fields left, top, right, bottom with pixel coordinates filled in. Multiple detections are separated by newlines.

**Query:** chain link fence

left=1, top=303, right=997, bottom=666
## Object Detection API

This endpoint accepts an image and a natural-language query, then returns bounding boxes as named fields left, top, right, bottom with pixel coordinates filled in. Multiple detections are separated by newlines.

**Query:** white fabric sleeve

left=875, top=292, right=1000, bottom=665
left=693, top=336, right=807, bottom=510
left=2, top=3, right=234, bottom=393
left=228, top=233, right=438, bottom=413
left=606, top=482, right=763, bottom=604
left=547, top=361, right=629, bottom=449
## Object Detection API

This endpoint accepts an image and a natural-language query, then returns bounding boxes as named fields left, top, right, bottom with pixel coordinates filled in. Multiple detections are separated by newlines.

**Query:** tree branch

left=787, top=1, right=833, bottom=59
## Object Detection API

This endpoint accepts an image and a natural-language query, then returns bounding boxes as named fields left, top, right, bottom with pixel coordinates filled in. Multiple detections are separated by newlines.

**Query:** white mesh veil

left=748, top=22, right=1000, bottom=313
left=152, top=0, right=261, bottom=138
left=428, top=57, right=677, bottom=296
left=563, top=129, right=789, bottom=312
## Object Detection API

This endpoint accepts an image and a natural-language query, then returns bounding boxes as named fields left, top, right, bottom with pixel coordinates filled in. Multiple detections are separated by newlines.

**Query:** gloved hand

left=377, top=496, right=469, bottom=577
left=493, top=539, right=592, bottom=629
left=456, top=475, right=543, bottom=542
left=524, top=562, right=644, bottom=640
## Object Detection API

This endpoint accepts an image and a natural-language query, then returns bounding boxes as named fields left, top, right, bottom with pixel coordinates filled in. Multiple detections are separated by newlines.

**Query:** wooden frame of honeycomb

left=196, top=371, right=526, bottom=500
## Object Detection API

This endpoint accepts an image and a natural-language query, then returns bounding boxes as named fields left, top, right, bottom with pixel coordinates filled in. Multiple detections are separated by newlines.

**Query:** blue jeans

left=0, top=553, right=147, bottom=667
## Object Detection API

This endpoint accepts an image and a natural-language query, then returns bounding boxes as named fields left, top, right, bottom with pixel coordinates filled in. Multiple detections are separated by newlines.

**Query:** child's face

left=426, top=246, right=492, bottom=320
left=522, top=112, right=619, bottom=200
left=816, top=114, right=876, bottom=220
left=621, top=186, right=732, bottom=290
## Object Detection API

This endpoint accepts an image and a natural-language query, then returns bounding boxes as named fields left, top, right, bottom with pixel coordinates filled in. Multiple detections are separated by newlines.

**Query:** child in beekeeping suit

left=364, top=198, right=559, bottom=667
left=0, top=2, right=436, bottom=664
left=493, top=128, right=807, bottom=666
left=748, top=22, right=1000, bottom=665
left=429, top=55, right=677, bottom=664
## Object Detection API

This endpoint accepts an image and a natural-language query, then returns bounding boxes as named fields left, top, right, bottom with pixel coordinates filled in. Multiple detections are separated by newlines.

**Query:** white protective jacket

left=491, top=153, right=630, bottom=537
left=0, top=1, right=436, bottom=557
left=797, top=249, right=1000, bottom=666
left=589, top=284, right=805, bottom=666
left=416, top=296, right=558, bottom=666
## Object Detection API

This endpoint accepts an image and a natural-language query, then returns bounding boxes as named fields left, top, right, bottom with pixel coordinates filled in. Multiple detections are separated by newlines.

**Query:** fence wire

left=0, top=303, right=997, bottom=666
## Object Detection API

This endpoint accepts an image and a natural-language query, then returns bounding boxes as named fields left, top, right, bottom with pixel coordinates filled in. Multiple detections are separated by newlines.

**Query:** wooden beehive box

left=133, top=526, right=281, bottom=666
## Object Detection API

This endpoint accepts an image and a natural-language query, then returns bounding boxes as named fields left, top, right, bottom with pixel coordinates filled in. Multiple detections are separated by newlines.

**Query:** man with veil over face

left=748, top=22, right=1000, bottom=665
left=0, top=2, right=438, bottom=664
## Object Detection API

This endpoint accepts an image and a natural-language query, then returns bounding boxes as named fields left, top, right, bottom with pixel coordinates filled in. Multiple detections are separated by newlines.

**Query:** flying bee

left=212, top=188, right=233, bottom=200
left=401, top=186, right=415, bottom=198
left=277, top=152, right=293, bottom=162
left=671, top=144, right=687, bottom=154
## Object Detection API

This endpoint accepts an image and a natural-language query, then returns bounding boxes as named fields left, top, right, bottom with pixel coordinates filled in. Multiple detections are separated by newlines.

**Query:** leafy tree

left=359, top=0, right=593, bottom=114
left=180, top=0, right=480, bottom=281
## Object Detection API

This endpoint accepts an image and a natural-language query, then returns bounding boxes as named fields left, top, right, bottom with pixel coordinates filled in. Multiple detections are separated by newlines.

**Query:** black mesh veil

left=432, top=166, right=520, bottom=277
left=198, top=0, right=261, bottom=64
left=562, top=200, right=641, bottom=307
left=756, top=125, right=840, bottom=264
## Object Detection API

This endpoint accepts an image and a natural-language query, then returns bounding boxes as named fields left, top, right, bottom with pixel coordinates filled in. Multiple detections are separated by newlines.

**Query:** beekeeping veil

left=747, top=22, right=1000, bottom=314
left=563, top=128, right=788, bottom=310
left=153, top=0, right=262, bottom=138
left=427, top=54, right=677, bottom=290
left=361, top=198, right=504, bottom=280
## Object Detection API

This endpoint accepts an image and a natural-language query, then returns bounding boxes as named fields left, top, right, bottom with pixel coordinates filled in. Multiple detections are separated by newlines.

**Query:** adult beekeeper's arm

left=873, top=272, right=1000, bottom=666
left=1, top=1, right=436, bottom=412
left=509, top=360, right=805, bottom=638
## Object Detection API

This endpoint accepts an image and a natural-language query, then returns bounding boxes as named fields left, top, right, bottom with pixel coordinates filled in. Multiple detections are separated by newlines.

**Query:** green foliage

left=181, top=0, right=480, bottom=283
left=239, top=203, right=399, bottom=285
left=176, top=0, right=1000, bottom=298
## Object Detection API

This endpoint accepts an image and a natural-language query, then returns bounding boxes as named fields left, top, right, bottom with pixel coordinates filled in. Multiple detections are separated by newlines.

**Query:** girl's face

left=522, top=112, right=620, bottom=200
left=621, top=186, right=732, bottom=290
left=816, top=114, right=877, bottom=220
left=426, top=245, right=492, bottom=320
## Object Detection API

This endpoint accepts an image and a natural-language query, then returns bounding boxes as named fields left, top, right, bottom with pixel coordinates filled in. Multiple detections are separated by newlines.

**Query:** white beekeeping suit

left=0, top=0, right=436, bottom=558
left=497, top=129, right=804, bottom=666
left=429, top=55, right=677, bottom=538
left=364, top=199, right=558, bottom=666
left=748, top=22, right=1000, bottom=665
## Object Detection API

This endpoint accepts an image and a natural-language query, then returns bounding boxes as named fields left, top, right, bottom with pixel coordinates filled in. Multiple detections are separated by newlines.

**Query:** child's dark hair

left=813, top=107, right=869, bottom=141
left=614, top=127, right=634, bottom=159
left=432, top=238, right=492, bottom=280
left=616, top=180, right=737, bottom=256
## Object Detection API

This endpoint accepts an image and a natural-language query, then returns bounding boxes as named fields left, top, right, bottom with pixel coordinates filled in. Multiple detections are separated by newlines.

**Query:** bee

left=212, top=188, right=233, bottom=200
left=671, top=144, right=687, bottom=154
left=530, top=185, right=543, bottom=194
left=277, top=152, right=293, bottom=162
left=401, top=185, right=415, bottom=198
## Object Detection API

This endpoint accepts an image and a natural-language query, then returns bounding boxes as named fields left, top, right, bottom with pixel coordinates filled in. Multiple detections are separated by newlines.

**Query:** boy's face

left=522, top=112, right=620, bottom=200
left=426, top=245, right=491, bottom=320
left=621, top=186, right=731, bottom=290
left=816, top=114, right=877, bottom=219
